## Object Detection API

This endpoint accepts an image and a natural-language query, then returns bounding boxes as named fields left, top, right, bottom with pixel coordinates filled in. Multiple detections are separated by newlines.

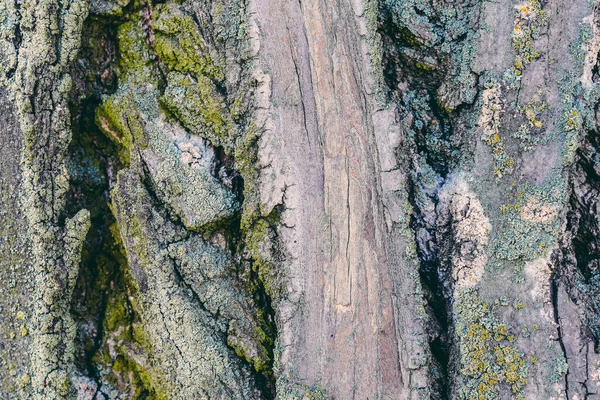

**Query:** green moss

left=153, top=4, right=224, bottom=81
left=149, top=2, right=253, bottom=155
left=131, top=323, right=152, bottom=349
left=116, top=19, right=160, bottom=83
left=103, top=291, right=132, bottom=334
left=91, top=210, right=160, bottom=398
left=235, top=123, right=282, bottom=300
left=112, top=355, right=168, bottom=400
left=208, top=124, right=281, bottom=376
left=245, top=218, right=279, bottom=299
left=414, top=61, right=437, bottom=71
left=95, top=92, right=146, bottom=165
left=228, top=332, right=271, bottom=373
left=94, top=235, right=165, bottom=400
left=95, top=13, right=162, bottom=165
left=161, top=71, right=234, bottom=150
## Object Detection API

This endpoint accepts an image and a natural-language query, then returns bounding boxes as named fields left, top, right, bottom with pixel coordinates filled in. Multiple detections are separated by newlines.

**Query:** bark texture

left=1, top=0, right=600, bottom=399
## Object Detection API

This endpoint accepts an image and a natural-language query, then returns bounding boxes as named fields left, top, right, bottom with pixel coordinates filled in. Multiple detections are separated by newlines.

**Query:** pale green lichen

left=111, top=169, right=262, bottom=398
left=381, top=0, right=482, bottom=111
left=276, top=377, right=328, bottom=400
left=168, top=236, right=274, bottom=373
left=0, top=0, right=19, bottom=86
left=554, top=70, right=600, bottom=165
left=489, top=178, right=564, bottom=264
left=512, top=92, right=548, bottom=151
left=3, top=0, right=91, bottom=395
left=547, top=353, right=569, bottom=384
left=363, top=0, right=387, bottom=103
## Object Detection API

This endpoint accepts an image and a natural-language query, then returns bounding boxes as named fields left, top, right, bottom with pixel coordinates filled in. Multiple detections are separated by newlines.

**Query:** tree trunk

left=1, top=0, right=600, bottom=398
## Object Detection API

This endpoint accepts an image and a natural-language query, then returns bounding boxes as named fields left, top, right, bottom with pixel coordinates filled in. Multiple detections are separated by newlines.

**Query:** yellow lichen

left=512, top=92, right=547, bottom=151
left=512, top=0, right=548, bottom=74
left=18, top=374, right=31, bottom=388
left=456, top=290, right=531, bottom=399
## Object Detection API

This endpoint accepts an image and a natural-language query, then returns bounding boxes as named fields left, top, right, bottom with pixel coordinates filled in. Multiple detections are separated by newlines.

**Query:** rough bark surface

left=2, top=0, right=600, bottom=399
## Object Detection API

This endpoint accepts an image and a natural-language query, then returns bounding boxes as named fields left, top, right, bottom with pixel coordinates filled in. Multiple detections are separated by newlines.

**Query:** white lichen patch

left=524, top=250, right=553, bottom=307
left=580, top=12, right=600, bottom=88
left=159, top=116, right=216, bottom=173
left=479, top=85, right=503, bottom=141
left=592, top=359, right=600, bottom=384
left=438, top=175, right=491, bottom=290
left=520, top=197, right=560, bottom=224
left=71, top=374, right=99, bottom=400
left=478, top=84, right=514, bottom=179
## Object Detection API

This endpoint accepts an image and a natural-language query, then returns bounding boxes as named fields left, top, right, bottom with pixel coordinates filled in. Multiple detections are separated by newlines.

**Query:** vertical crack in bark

left=287, top=25, right=312, bottom=150
left=406, top=173, right=451, bottom=398
left=375, top=0, right=484, bottom=396
left=551, top=278, right=571, bottom=397
left=564, top=123, right=600, bottom=349
left=65, top=14, right=155, bottom=397
left=583, top=343, right=592, bottom=399
left=383, top=42, right=455, bottom=400
left=555, top=85, right=600, bottom=398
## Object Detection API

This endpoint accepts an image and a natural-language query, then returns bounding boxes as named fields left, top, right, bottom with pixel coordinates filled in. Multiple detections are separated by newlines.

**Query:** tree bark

left=1, top=0, right=600, bottom=398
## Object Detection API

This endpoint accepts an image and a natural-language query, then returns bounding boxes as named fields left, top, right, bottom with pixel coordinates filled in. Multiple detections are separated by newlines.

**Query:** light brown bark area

left=252, top=0, right=430, bottom=397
